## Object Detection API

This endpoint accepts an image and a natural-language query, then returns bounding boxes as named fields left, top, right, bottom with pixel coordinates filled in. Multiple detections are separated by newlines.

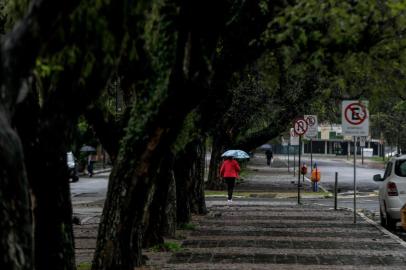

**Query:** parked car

left=373, top=155, right=406, bottom=228
left=67, top=152, right=79, bottom=182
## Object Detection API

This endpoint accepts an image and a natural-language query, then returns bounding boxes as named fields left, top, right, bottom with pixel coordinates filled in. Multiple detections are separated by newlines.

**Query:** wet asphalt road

left=280, top=155, right=384, bottom=193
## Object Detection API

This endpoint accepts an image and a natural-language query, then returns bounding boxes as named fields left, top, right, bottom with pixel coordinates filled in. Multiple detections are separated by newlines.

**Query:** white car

left=374, top=155, right=406, bottom=228
left=67, top=152, right=79, bottom=182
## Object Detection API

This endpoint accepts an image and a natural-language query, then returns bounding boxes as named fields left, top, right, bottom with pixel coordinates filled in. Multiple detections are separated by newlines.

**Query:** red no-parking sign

left=293, top=118, right=308, bottom=136
left=342, top=100, right=369, bottom=136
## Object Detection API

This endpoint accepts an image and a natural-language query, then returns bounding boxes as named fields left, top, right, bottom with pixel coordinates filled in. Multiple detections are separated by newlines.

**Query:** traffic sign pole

left=287, top=143, right=290, bottom=172
left=341, top=100, right=368, bottom=225
left=292, top=119, right=307, bottom=187
left=310, top=138, right=313, bottom=170
left=353, top=136, right=357, bottom=224
left=298, top=135, right=302, bottom=205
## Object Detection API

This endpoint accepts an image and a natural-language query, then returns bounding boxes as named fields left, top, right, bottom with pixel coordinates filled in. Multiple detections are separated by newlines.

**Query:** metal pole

left=298, top=135, right=302, bottom=205
left=382, top=142, right=385, bottom=161
left=334, top=172, right=338, bottom=210
left=361, top=146, right=364, bottom=165
left=353, top=136, right=357, bottom=224
left=310, top=138, right=313, bottom=171
left=288, top=143, right=290, bottom=172
left=294, top=148, right=296, bottom=177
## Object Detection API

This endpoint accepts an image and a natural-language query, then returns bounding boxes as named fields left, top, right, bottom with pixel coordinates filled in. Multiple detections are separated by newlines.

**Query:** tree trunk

left=143, top=152, right=177, bottom=248
left=175, top=137, right=207, bottom=224
left=0, top=0, right=81, bottom=267
left=206, top=136, right=226, bottom=190
left=174, top=149, right=192, bottom=225
left=92, top=132, right=177, bottom=269
left=13, top=91, right=77, bottom=270
left=189, top=137, right=207, bottom=215
left=0, top=108, right=33, bottom=270
left=31, top=153, right=76, bottom=270
left=92, top=1, right=223, bottom=267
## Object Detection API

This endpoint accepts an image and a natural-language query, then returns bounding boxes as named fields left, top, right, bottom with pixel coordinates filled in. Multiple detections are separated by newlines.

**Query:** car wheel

left=382, top=201, right=396, bottom=229
left=386, top=212, right=397, bottom=230
left=380, top=209, right=386, bottom=226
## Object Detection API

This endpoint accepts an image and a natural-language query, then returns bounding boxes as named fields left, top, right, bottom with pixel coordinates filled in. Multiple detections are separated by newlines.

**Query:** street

left=70, top=157, right=406, bottom=243
left=70, top=158, right=385, bottom=216
left=280, top=155, right=384, bottom=193
left=70, top=172, right=109, bottom=198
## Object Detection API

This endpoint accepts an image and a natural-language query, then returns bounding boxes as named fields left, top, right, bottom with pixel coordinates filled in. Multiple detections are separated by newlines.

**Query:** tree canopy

left=1, top=1, right=406, bottom=270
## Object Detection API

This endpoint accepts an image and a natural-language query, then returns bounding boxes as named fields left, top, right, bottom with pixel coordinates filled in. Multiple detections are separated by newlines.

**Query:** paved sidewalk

left=155, top=156, right=406, bottom=269
left=73, top=156, right=406, bottom=269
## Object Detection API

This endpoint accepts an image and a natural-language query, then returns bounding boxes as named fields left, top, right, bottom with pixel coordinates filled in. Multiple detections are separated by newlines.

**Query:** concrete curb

left=312, top=201, right=406, bottom=249
left=357, top=211, right=406, bottom=248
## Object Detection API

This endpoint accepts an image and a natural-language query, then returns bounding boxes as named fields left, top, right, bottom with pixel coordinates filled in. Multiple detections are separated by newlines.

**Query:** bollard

left=334, top=172, right=338, bottom=210
left=310, top=163, right=320, bottom=192
left=301, top=164, right=307, bottom=184
left=312, top=182, right=318, bottom=192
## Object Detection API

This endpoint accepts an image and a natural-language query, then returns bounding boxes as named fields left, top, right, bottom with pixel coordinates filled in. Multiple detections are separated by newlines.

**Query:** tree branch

left=0, top=0, right=79, bottom=115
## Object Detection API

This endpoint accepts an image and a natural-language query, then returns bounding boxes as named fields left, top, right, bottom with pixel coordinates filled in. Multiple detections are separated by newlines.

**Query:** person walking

left=87, top=153, right=96, bottom=177
left=220, top=156, right=241, bottom=203
left=265, top=149, right=273, bottom=166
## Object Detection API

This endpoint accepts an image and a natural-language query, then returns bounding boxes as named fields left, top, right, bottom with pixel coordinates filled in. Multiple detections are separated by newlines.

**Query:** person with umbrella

left=220, top=155, right=241, bottom=203
left=265, top=148, right=273, bottom=166
left=80, top=145, right=97, bottom=177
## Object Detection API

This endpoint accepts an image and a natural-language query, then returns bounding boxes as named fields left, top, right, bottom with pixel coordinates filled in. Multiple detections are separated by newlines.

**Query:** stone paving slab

left=168, top=251, right=406, bottom=265
left=182, top=239, right=403, bottom=250
left=177, top=247, right=406, bottom=257
left=183, top=236, right=395, bottom=244
left=162, top=201, right=406, bottom=269
left=161, top=263, right=406, bottom=270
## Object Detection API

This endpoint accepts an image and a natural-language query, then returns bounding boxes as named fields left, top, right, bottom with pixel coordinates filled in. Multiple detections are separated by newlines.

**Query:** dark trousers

left=87, top=162, right=94, bottom=176
left=224, top=177, right=236, bottom=200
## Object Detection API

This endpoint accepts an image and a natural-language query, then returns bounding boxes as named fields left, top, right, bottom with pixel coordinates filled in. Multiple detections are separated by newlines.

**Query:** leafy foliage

left=178, top=223, right=196, bottom=230
left=150, top=241, right=182, bottom=252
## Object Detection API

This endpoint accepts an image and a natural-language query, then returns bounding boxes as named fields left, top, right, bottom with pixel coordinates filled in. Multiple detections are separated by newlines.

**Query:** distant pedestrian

left=220, top=156, right=241, bottom=203
left=87, top=153, right=96, bottom=177
left=265, top=149, right=273, bottom=166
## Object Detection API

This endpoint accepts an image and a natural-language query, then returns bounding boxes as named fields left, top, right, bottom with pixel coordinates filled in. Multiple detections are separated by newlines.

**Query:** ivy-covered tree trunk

left=175, top=137, right=207, bottom=224
left=0, top=108, right=33, bottom=270
left=174, top=145, right=193, bottom=224
left=143, top=152, right=177, bottom=248
left=92, top=1, right=223, bottom=268
left=206, top=135, right=227, bottom=190
left=13, top=90, right=77, bottom=270
left=31, top=150, right=76, bottom=270
left=0, top=1, right=81, bottom=269
left=190, top=137, right=207, bottom=215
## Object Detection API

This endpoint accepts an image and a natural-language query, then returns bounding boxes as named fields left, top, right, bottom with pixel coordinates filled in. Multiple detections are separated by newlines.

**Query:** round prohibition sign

left=305, top=116, right=316, bottom=126
left=344, top=102, right=367, bottom=125
left=293, top=118, right=308, bottom=136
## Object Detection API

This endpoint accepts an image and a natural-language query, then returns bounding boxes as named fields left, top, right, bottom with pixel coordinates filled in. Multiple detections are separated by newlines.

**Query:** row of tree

left=1, top=1, right=406, bottom=270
